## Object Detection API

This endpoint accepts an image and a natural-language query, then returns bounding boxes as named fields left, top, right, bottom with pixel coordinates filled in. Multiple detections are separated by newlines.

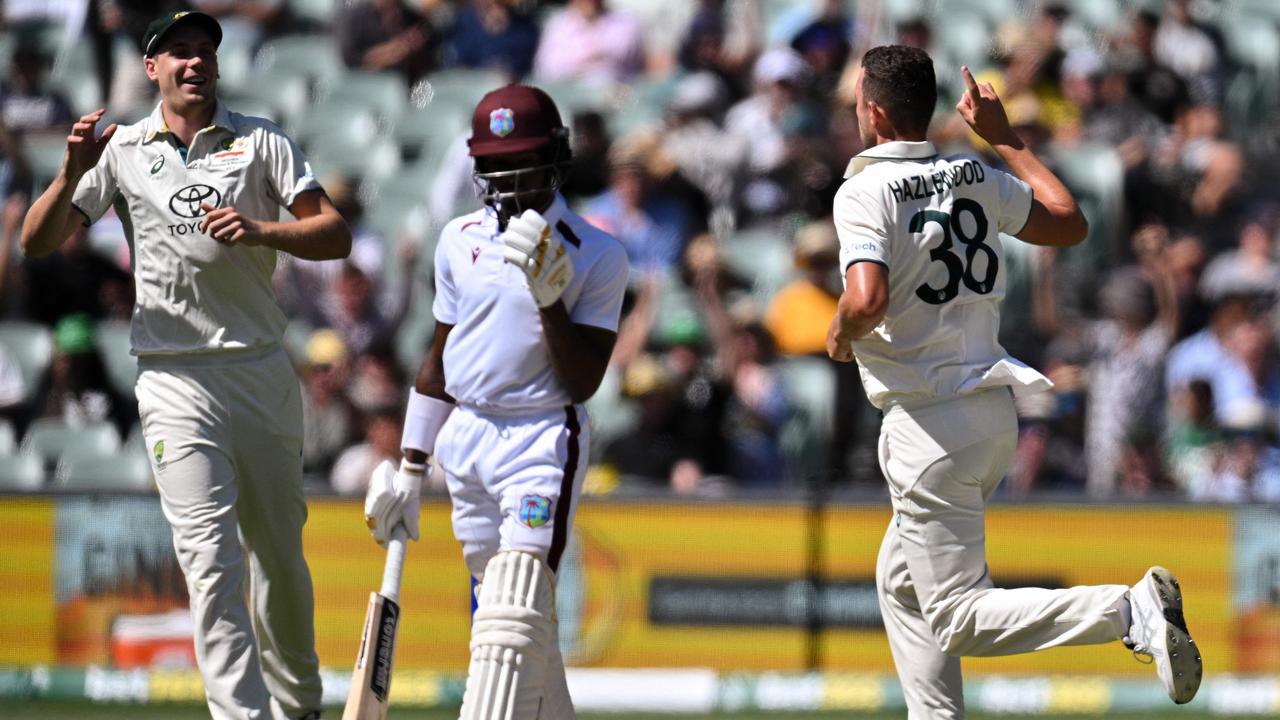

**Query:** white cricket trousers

left=436, top=403, right=591, bottom=720
left=136, top=345, right=321, bottom=720
left=875, top=388, right=1129, bottom=719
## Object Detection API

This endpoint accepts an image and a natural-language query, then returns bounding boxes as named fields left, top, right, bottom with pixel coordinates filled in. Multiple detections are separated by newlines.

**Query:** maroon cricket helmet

left=467, top=84, right=567, bottom=158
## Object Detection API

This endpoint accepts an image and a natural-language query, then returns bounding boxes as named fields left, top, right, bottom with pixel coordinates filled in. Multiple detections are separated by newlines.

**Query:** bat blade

left=342, top=591, right=401, bottom=720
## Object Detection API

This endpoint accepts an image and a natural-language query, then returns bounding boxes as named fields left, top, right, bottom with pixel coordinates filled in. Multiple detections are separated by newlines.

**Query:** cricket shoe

left=1124, top=566, right=1202, bottom=704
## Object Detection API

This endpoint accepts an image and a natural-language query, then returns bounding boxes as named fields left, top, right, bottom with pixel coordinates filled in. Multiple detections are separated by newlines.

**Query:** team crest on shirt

left=518, top=495, right=552, bottom=528
left=489, top=108, right=515, bottom=137
left=153, top=440, right=165, bottom=464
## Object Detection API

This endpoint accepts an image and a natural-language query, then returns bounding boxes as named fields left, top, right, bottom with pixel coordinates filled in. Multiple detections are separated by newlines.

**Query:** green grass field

left=0, top=703, right=1259, bottom=720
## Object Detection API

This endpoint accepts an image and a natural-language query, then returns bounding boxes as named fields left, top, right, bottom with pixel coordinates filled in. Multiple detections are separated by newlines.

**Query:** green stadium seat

left=935, top=12, right=994, bottom=70
left=22, top=418, right=121, bottom=468
left=282, top=319, right=315, bottom=368
left=721, top=227, right=797, bottom=302
left=22, top=133, right=67, bottom=191
left=255, top=36, right=344, bottom=85
left=291, top=103, right=381, bottom=151
left=393, top=106, right=469, bottom=165
left=221, top=70, right=310, bottom=127
left=1223, top=16, right=1280, bottom=73
left=93, top=321, right=137, bottom=399
left=583, top=368, right=637, bottom=459
left=0, top=321, right=52, bottom=402
left=0, top=419, right=13, bottom=456
left=306, top=137, right=402, bottom=185
left=55, top=447, right=153, bottom=492
left=323, top=71, right=407, bottom=125
left=48, top=41, right=101, bottom=115
left=1066, top=0, right=1124, bottom=32
left=288, top=0, right=341, bottom=26
left=0, top=454, right=45, bottom=491
left=777, top=356, right=837, bottom=482
left=416, top=69, right=509, bottom=111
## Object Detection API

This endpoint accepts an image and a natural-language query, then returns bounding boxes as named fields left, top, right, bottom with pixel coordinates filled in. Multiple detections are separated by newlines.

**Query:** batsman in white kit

left=827, top=46, right=1202, bottom=717
left=364, top=83, right=628, bottom=719
left=20, top=10, right=351, bottom=720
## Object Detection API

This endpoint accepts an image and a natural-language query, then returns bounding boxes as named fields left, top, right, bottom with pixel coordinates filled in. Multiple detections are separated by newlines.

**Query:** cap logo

left=174, top=11, right=188, bottom=19
left=489, top=108, right=515, bottom=138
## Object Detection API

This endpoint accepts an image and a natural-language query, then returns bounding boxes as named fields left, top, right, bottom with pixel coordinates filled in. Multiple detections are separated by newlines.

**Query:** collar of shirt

left=143, top=100, right=235, bottom=144
left=843, top=140, right=939, bottom=178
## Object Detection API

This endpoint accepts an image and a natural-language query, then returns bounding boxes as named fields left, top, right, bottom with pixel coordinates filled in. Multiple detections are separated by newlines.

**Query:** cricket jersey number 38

left=912, top=198, right=998, bottom=306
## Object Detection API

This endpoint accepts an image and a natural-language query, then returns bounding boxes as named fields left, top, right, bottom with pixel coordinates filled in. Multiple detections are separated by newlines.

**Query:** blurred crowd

left=2, top=0, right=1280, bottom=504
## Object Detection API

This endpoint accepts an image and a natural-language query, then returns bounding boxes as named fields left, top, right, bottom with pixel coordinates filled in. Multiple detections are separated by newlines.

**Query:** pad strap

left=401, top=389, right=455, bottom=456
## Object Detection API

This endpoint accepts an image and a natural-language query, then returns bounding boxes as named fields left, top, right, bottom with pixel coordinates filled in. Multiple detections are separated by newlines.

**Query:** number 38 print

left=912, top=198, right=999, bottom=305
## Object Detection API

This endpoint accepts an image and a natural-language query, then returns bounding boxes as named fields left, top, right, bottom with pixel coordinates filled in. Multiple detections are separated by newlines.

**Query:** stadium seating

left=777, top=355, right=837, bottom=481
left=288, top=0, right=341, bottom=27
left=21, top=418, right=120, bottom=469
left=54, top=445, right=153, bottom=492
left=321, top=71, right=407, bottom=126
left=0, top=453, right=45, bottom=491
left=0, top=322, right=53, bottom=404
left=93, top=321, right=137, bottom=399
left=722, top=226, right=798, bottom=304
left=0, top=419, right=15, bottom=456
left=254, top=35, right=344, bottom=86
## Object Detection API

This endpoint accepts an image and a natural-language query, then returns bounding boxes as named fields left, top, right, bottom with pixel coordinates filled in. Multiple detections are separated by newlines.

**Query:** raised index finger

left=961, top=66, right=980, bottom=97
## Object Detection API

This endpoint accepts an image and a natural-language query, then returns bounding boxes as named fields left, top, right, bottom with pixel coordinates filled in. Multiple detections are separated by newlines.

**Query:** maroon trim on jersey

left=556, top=220, right=582, bottom=248
left=460, top=220, right=483, bottom=233
left=547, top=405, right=581, bottom=573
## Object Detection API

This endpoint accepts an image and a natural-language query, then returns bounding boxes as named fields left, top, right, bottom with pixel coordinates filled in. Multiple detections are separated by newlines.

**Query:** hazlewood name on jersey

left=887, top=159, right=985, bottom=203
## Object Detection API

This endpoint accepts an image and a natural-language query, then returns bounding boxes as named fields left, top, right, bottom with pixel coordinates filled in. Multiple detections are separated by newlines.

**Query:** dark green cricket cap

left=142, top=10, right=222, bottom=58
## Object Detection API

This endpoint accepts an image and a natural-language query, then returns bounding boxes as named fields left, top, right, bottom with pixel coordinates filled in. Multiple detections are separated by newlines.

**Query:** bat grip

left=380, top=525, right=408, bottom=603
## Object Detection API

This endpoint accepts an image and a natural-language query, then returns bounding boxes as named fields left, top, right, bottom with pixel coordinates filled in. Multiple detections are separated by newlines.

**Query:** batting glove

left=363, top=458, right=425, bottom=544
left=501, top=209, right=574, bottom=308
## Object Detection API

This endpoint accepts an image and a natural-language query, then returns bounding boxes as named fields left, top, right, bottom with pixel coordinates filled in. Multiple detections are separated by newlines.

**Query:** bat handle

left=380, top=525, right=408, bottom=603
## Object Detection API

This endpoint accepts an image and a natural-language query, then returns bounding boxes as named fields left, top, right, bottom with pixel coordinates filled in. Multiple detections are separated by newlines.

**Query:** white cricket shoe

left=1124, top=566, right=1202, bottom=704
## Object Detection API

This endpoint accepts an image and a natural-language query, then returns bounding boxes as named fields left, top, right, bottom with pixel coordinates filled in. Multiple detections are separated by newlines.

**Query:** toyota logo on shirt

left=169, top=184, right=221, bottom=218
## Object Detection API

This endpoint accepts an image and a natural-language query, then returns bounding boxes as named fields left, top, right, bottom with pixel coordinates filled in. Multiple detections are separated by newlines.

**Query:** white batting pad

left=461, top=551, right=557, bottom=720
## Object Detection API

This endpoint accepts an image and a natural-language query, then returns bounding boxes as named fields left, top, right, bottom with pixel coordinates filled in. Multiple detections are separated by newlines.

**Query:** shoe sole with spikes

left=1130, top=566, right=1202, bottom=704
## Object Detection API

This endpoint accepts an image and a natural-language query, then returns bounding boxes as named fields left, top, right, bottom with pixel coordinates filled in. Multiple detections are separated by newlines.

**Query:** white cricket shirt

left=73, top=102, right=321, bottom=356
left=835, top=140, right=1051, bottom=409
left=433, top=195, right=630, bottom=413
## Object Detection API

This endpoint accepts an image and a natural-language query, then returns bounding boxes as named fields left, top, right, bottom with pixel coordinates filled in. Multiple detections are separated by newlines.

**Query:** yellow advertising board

left=308, top=500, right=1233, bottom=675
left=0, top=495, right=1244, bottom=677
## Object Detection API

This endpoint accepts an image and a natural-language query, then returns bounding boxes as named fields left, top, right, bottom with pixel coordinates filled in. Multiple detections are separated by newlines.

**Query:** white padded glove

left=363, top=458, right=424, bottom=543
left=501, top=209, right=574, bottom=308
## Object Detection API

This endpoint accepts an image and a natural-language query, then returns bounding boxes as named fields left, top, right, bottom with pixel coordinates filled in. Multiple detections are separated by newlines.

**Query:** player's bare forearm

left=828, top=262, right=888, bottom=362
left=404, top=321, right=454, bottom=465
left=413, top=322, right=454, bottom=402
left=255, top=208, right=352, bottom=259
left=539, top=300, right=615, bottom=404
left=956, top=66, right=1086, bottom=248
left=989, top=139, right=1088, bottom=247
left=21, top=170, right=83, bottom=257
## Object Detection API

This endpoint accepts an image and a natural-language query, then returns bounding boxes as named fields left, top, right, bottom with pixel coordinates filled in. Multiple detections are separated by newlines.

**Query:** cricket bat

left=343, top=525, right=408, bottom=720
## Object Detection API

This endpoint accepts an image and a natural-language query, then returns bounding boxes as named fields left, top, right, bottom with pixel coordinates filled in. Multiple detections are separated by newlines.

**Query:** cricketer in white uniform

left=827, top=46, right=1201, bottom=717
left=364, top=84, right=628, bottom=720
left=20, top=11, right=351, bottom=720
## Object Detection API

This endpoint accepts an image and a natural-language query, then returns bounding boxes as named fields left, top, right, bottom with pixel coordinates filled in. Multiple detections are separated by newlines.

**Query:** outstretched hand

left=955, top=66, right=1017, bottom=147
left=64, top=109, right=117, bottom=181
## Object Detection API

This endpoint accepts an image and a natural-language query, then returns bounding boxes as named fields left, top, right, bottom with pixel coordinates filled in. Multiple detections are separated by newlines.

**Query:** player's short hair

left=861, top=45, right=937, bottom=136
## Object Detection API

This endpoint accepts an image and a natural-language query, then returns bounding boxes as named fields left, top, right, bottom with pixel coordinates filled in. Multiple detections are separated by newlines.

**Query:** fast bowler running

left=363, top=83, right=628, bottom=720
left=21, top=10, right=351, bottom=720
left=827, top=45, right=1201, bottom=717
